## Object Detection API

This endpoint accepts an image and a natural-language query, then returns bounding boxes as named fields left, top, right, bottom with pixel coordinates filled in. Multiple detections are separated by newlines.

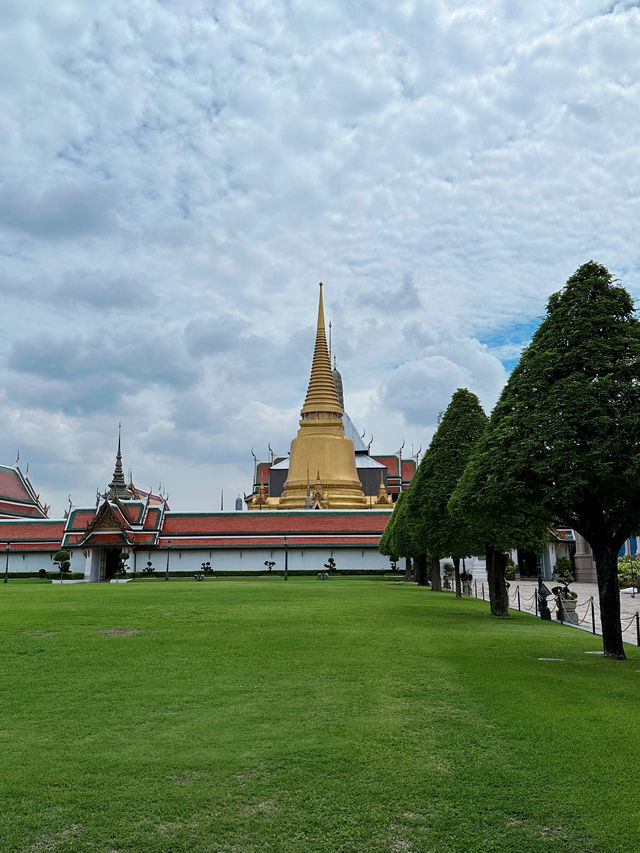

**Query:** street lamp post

left=3, top=542, right=9, bottom=584
left=165, top=539, right=171, bottom=581
left=284, top=535, right=288, bottom=581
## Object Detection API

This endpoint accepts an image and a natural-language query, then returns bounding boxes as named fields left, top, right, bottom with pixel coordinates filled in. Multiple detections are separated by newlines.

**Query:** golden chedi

left=279, top=283, right=367, bottom=509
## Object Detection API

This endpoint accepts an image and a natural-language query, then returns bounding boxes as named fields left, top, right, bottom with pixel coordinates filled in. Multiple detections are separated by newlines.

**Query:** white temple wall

left=2, top=545, right=392, bottom=578
left=2, top=551, right=56, bottom=574
left=2, top=549, right=93, bottom=576
left=161, top=546, right=391, bottom=574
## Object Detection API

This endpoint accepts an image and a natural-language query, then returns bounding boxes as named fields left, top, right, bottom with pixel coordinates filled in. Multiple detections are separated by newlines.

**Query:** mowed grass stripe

left=1, top=579, right=638, bottom=852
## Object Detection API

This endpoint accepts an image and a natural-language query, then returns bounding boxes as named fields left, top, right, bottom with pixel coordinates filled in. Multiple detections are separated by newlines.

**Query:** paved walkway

left=496, top=579, right=640, bottom=646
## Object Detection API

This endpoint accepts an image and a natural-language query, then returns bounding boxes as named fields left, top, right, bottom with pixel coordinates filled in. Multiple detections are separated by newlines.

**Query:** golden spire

left=300, top=283, right=343, bottom=418
left=277, top=281, right=367, bottom=510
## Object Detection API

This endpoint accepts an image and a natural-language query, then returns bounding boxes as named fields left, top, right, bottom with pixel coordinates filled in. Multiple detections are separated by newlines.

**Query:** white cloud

left=1, top=0, right=639, bottom=514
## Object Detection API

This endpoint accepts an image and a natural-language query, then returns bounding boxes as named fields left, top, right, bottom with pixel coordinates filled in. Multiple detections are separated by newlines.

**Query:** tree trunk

left=430, top=557, right=442, bottom=591
left=591, top=539, right=626, bottom=660
left=404, top=557, right=413, bottom=581
left=486, top=546, right=509, bottom=616
left=453, top=557, right=461, bottom=599
left=415, top=554, right=428, bottom=586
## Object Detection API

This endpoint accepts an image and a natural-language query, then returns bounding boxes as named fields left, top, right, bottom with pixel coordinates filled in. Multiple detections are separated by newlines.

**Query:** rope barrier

left=578, top=608, right=593, bottom=625
left=621, top=615, right=636, bottom=632
left=480, top=583, right=640, bottom=645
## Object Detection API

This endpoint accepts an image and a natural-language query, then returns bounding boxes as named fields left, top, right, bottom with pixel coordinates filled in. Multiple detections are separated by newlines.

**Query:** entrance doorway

left=517, top=549, right=539, bottom=578
left=104, top=548, right=121, bottom=581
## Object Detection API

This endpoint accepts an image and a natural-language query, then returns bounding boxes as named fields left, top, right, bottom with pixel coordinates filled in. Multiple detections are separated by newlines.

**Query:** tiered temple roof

left=0, top=519, right=64, bottom=550
left=0, top=464, right=48, bottom=519
left=62, top=496, right=164, bottom=549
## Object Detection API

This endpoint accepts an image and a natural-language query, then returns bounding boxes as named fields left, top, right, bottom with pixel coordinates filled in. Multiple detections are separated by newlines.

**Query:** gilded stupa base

left=279, top=426, right=367, bottom=510
left=279, top=480, right=368, bottom=510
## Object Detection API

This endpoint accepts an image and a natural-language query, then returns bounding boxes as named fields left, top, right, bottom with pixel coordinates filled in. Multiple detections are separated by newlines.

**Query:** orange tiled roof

left=157, top=535, right=383, bottom=549
left=161, top=511, right=390, bottom=537
left=0, top=519, right=65, bottom=548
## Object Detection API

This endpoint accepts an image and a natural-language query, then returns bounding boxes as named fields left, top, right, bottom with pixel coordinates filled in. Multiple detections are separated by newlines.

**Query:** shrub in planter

left=551, top=580, right=578, bottom=623
left=617, top=555, right=640, bottom=589
left=551, top=582, right=577, bottom=599
left=555, top=555, right=574, bottom=584
left=38, top=568, right=47, bottom=579
left=117, top=552, right=130, bottom=578
left=53, top=549, right=71, bottom=575
left=324, top=557, right=337, bottom=573
left=460, top=570, right=473, bottom=595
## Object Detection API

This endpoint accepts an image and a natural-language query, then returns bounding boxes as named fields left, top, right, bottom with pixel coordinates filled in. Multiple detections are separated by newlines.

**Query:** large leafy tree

left=378, top=507, right=398, bottom=569
left=452, top=262, right=640, bottom=657
left=379, top=492, right=426, bottom=584
left=406, top=389, right=488, bottom=597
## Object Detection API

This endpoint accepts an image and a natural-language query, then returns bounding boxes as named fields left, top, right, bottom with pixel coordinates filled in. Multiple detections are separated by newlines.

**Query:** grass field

left=1, top=578, right=640, bottom=853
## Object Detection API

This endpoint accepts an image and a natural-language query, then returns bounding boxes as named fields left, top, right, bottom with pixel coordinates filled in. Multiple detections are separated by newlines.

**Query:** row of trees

left=380, top=262, right=640, bottom=660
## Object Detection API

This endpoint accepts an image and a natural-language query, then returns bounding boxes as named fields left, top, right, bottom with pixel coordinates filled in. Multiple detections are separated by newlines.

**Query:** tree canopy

left=406, top=388, right=488, bottom=561
left=378, top=492, right=420, bottom=560
left=451, top=261, right=640, bottom=656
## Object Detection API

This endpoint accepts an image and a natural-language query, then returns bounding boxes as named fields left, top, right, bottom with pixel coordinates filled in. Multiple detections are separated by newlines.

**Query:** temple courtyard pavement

left=496, top=578, right=640, bottom=647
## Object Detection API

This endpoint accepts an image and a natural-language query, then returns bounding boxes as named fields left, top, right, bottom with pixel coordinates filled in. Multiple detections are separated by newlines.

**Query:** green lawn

left=1, top=579, right=639, bottom=853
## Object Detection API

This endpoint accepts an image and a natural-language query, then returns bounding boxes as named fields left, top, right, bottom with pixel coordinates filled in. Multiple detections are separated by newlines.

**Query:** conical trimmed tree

left=452, top=261, right=640, bottom=657
left=379, top=492, right=425, bottom=583
left=406, top=389, right=488, bottom=597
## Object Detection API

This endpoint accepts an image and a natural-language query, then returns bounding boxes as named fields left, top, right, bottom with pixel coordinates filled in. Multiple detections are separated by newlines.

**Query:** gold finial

left=317, top=282, right=325, bottom=332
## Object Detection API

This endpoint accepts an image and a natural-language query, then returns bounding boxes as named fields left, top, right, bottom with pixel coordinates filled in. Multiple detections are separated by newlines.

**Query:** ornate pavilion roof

left=62, top=496, right=165, bottom=548
left=0, top=464, right=48, bottom=519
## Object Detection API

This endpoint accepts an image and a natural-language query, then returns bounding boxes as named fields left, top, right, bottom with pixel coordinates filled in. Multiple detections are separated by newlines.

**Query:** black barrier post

left=474, top=580, right=477, bottom=598
left=284, top=535, right=289, bottom=581
left=636, top=612, right=639, bottom=647
left=591, top=597, right=596, bottom=634
left=517, top=586, right=521, bottom=612
left=481, top=583, right=485, bottom=601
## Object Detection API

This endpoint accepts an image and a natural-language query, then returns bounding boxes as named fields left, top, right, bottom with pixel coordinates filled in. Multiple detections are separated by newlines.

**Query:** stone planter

left=109, top=578, right=132, bottom=584
left=555, top=596, right=578, bottom=625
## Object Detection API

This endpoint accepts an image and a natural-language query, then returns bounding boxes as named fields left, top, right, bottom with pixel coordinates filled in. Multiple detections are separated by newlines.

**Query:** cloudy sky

left=1, top=0, right=639, bottom=515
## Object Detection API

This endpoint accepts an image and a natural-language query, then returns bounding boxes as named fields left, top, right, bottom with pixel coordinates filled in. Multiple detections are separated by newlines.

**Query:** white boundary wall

left=3, top=551, right=60, bottom=574
left=131, top=546, right=391, bottom=575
